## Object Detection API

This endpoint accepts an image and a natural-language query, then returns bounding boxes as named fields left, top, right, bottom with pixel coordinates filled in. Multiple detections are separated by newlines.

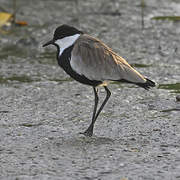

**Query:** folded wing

left=70, top=34, right=146, bottom=84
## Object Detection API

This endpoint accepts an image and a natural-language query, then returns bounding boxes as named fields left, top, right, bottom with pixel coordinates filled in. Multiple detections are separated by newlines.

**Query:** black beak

left=42, top=39, right=54, bottom=47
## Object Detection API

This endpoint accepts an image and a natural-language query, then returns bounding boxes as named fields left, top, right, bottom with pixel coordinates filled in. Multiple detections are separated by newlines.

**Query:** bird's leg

left=82, top=86, right=111, bottom=137
left=94, top=86, right=111, bottom=122
left=81, top=87, right=99, bottom=137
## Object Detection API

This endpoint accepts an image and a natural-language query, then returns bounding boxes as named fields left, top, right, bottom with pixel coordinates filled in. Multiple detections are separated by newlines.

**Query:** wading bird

left=43, top=24, right=155, bottom=136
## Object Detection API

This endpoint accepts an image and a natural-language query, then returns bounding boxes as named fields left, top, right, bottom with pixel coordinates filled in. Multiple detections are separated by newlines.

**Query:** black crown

left=53, top=24, right=83, bottom=40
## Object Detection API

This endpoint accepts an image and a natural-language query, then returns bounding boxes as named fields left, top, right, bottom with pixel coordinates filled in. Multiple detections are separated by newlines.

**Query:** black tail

left=135, top=78, right=156, bottom=90
left=115, top=78, right=156, bottom=90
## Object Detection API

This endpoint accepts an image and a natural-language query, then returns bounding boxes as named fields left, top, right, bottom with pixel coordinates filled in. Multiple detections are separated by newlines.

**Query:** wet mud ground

left=0, top=0, right=180, bottom=179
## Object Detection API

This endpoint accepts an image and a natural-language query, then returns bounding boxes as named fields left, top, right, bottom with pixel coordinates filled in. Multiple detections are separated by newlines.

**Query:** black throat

left=56, top=45, right=102, bottom=86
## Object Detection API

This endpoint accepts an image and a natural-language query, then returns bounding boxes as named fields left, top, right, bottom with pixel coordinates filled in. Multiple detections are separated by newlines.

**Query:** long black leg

left=81, top=87, right=99, bottom=136
left=92, top=87, right=99, bottom=122
left=94, top=86, right=111, bottom=121
left=82, top=86, right=111, bottom=137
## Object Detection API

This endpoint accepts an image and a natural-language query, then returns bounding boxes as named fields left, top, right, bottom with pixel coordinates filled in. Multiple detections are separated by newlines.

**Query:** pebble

left=176, top=95, right=180, bottom=102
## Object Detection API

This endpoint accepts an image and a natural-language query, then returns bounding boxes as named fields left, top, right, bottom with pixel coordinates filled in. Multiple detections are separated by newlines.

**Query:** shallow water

left=0, top=0, right=180, bottom=180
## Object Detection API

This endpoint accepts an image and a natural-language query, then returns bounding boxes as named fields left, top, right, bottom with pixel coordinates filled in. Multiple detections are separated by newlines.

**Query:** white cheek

left=55, top=40, right=65, bottom=56
left=54, top=34, right=80, bottom=56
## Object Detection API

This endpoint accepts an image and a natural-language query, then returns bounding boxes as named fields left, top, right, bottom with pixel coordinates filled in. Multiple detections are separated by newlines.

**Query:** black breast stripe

left=57, top=45, right=102, bottom=86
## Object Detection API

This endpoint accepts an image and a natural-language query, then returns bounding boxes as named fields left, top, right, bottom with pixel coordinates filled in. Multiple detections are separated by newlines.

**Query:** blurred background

left=0, top=0, right=180, bottom=180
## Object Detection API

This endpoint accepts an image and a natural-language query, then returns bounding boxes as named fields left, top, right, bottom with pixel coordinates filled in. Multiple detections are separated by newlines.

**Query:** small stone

left=176, top=95, right=180, bottom=102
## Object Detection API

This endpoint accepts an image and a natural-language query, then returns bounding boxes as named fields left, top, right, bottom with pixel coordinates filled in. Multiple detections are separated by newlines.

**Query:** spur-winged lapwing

left=43, top=24, right=155, bottom=137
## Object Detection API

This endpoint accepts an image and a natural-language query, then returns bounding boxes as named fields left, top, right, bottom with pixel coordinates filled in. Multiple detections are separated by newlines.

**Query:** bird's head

left=43, top=24, right=83, bottom=50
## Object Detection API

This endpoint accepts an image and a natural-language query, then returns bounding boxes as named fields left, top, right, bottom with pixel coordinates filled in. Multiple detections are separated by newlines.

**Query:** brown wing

left=70, top=34, right=146, bottom=83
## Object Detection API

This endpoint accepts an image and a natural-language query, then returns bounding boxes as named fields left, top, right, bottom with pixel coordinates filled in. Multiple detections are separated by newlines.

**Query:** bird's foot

left=79, top=124, right=94, bottom=137
left=79, top=127, right=93, bottom=137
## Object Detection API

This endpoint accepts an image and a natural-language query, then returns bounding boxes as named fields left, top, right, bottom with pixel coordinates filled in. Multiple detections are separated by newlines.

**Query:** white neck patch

left=54, top=34, right=80, bottom=56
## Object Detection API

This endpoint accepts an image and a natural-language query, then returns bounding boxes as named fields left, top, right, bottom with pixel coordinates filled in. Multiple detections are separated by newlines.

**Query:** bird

left=43, top=24, right=155, bottom=137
